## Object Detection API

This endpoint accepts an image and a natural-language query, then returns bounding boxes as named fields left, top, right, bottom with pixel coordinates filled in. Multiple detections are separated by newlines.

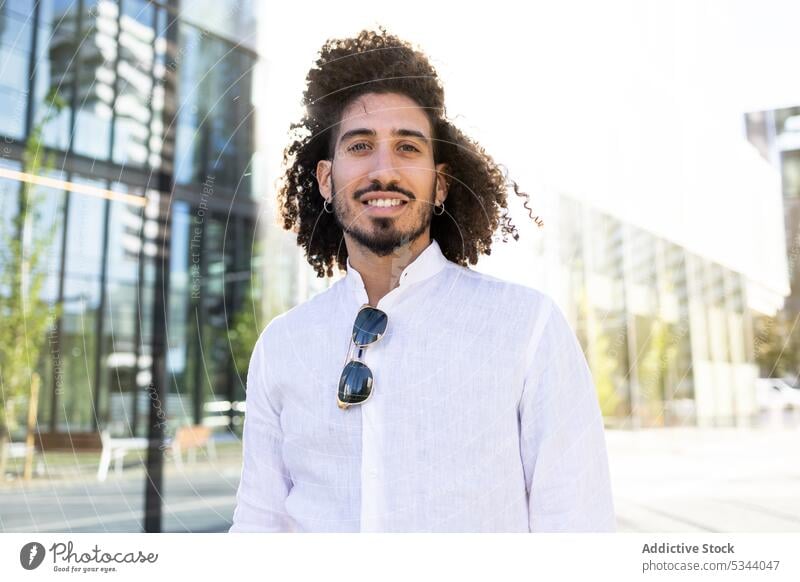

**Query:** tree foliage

left=0, top=91, right=65, bottom=437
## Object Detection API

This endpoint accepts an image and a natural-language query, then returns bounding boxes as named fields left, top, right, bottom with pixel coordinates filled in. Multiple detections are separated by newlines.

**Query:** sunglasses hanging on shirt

left=337, top=305, right=388, bottom=410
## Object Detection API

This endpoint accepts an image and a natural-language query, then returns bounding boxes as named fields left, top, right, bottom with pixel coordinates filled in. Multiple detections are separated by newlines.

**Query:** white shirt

left=229, top=239, right=615, bottom=532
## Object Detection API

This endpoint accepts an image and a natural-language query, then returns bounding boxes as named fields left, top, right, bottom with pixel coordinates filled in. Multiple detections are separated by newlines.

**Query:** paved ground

left=610, top=424, right=800, bottom=532
left=0, top=449, right=241, bottom=533
left=1, top=422, right=799, bottom=532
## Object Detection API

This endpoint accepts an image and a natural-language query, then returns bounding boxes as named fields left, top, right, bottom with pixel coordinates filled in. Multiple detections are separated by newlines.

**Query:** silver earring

left=323, top=196, right=334, bottom=214
left=433, top=201, right=445, bottom=216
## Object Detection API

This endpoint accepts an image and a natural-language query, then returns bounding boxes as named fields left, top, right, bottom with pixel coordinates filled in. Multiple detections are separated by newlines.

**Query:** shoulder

left=446, top=262, right=554, bottom=314
left=446, top=264, right=576, bottom=350
left=253, top=280, right=342, bottom=354
left=521, top=291, right=585, bottom=376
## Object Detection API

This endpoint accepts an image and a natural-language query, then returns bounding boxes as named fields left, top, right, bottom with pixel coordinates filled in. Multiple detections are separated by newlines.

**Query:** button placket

left=359, top=321, right=384, bottom=531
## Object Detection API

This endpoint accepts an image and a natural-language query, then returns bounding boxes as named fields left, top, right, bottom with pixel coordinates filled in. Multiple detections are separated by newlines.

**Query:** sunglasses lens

left=352, top=307, right=388, bottom=346
left=338, top=361, right=373, bottom=404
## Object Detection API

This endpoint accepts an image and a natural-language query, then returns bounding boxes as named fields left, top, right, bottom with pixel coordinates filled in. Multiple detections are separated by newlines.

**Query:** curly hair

left=277, top=27, right=540, bottom=278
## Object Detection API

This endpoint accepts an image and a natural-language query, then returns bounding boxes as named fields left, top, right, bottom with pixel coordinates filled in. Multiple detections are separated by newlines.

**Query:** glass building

left=745, top=107, right=800, bottom=379
left=551, top=197, right=758, bottom=429
left=476, top=190, right=768, bottom=430
left=0, top=0, right=263, bottom=437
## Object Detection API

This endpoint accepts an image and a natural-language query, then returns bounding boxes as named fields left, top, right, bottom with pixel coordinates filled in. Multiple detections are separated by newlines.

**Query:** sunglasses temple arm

left=342, top=338, right=368, bottom=366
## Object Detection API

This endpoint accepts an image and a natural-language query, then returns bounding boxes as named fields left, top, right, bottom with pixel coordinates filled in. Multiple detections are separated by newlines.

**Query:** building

left=475, top=177, right=791, bottom=429
left=745, top=106, right=800, bottom=378
left=471, top=97, right=789, bottom=431
left=0, top=0, right=264, bottom=437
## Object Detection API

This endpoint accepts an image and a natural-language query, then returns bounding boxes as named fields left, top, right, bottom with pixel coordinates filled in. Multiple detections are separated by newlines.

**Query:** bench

left=0, top=441, right=42, bottom=477
left=3, top=441, right=31, bottom=459
left=202, top=399, right=245, bottom=430
left=168, top=425, right=217, bottom=469
left=34, top=431, right=148, bottom=482
left=97, top=431, right=148, bottom=481
left=19, top=426, right=216, bottom=480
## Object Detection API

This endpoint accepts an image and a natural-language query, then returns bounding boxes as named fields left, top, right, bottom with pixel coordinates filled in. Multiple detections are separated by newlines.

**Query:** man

left=230, top=28, right=615, bottom=532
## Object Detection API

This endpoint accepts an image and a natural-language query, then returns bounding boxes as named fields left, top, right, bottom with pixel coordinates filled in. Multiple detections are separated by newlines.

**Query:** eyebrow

left=337, top=128, right=430, bottom=145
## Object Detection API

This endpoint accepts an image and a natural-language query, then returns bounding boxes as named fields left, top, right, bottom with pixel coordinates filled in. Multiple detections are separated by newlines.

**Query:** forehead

left=338, top=92, right=432, bottom=136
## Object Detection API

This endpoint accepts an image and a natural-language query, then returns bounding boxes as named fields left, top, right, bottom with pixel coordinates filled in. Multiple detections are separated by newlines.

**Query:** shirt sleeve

left=229, top=319, right=296, bottom=532
left=518, top=296, right=616, bottom=532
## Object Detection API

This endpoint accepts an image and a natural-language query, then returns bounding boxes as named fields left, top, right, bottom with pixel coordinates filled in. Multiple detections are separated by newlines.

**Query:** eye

left=399, top=143, right=420, bottom=152
left=347, top=142, right=371, bottom=152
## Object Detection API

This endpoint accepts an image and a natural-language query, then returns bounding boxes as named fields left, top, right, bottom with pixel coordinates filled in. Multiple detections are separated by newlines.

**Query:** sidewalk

left=0, top=439, right=243, bottom=533
left=608, top=425, right=800, bottom=532
left=2, top=427, right=798, bottom=532
left=1, top=436, right=243, bottom=488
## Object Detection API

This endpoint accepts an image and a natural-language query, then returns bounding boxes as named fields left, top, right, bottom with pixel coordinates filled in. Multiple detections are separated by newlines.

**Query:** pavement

left=0, top=445, right=241, bottom=533
left=609, top=423, right=800, bottom=532
left=1, top=421, right=798, bottom=533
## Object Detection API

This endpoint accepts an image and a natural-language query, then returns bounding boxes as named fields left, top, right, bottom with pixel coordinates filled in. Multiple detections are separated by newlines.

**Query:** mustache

left=354, top=183, right=415, bottom=201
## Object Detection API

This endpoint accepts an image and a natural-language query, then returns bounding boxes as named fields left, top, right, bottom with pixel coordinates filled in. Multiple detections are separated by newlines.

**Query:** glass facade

left=174, top=23, right=255, bottom=192
left=0, top=1, right=33, bottom=140
left=555, top=196, right=754, bottom=428
left=745, top=106, right=800, bottom=376
left=0, top=0, right=261, bottom=438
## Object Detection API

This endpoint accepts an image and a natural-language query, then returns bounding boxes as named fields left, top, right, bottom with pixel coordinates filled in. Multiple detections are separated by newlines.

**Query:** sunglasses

left=337, top=304, right=389, bottom=410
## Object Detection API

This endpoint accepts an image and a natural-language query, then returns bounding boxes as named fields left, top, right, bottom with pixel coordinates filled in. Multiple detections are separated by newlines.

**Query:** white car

left=755, top=378, right=800, bottom=410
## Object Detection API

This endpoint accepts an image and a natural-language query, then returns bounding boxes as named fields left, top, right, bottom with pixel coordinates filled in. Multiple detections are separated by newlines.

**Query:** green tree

left=589, top=330, right=623, bottom=419
left=578, top=289, right=623, bottom=421
left=753, top=313, right=800, bottom=379
left=228, top=278, right=262, bottom=383
left=228, top=244, right=289, bottom=384
left=0, top=91, right=65, bottom=454
left=638, top=318, right=678, bottom=426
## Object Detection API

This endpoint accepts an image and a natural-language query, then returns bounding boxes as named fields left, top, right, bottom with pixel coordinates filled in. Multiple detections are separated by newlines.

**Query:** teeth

left=366, top=199, right=404, bottom=207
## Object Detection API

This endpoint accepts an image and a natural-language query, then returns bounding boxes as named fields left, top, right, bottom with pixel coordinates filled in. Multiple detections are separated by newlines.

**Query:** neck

left=346, top=233, right=432, bottom=306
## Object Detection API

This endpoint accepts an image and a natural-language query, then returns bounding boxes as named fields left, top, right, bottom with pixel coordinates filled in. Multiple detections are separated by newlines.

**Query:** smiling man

left=316, top=91, right=449, bottom=306
left=229, top=28, right=616, bottom=533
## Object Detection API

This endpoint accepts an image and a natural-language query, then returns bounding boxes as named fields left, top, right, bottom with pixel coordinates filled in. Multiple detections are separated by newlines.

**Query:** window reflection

left=166, top=201, right=192, bottom=423
left=58, top=176, right=106, bottom=431
left=112, top=0, right=157, bottom=167
left=586, top=212, right=630, bottom=422
left=36, top=0, right=77, bottom=149
left=179, top=0, right=257, bottom=52
left=102, top=185, right=149, bottom=436
left=174, top=23, right=255, bottom=192
left=0, top=1, right=32, bottom=139
left=659, top=241, right=695, bottom=424
left=71, top=0, right=113, bottom=160
left=0, top=1, right=263, bottom=441
left=781, top=150, right=800, bottom=199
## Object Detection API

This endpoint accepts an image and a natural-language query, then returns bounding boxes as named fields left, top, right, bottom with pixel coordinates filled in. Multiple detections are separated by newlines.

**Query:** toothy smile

left=364, top=199, right=407, bottom=207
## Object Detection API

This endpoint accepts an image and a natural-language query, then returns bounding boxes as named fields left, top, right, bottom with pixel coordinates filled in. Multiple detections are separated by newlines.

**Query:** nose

left=367, top=140, right=401, bottom=184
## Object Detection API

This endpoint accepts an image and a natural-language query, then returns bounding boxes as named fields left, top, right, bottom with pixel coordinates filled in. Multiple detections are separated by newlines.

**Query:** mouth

left=361, top=197, right=409, bottom=216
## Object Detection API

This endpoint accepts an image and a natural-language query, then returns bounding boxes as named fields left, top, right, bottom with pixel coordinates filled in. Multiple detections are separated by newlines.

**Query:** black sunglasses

left=337, top=304, right=388, bottom=410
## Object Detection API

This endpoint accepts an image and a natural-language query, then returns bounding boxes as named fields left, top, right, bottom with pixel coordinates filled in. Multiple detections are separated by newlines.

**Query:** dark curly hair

left=277, top=27, right=541, bottom=278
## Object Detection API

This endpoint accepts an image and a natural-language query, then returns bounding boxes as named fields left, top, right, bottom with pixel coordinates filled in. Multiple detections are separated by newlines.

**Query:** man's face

left=316, top=92, right=448, bottom=257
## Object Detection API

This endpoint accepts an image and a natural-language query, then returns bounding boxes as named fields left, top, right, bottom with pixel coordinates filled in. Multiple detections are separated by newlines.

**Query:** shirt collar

left=345, top=239, right=448, bottom=298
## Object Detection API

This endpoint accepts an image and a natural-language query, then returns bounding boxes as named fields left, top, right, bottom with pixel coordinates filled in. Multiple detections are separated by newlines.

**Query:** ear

left=316, top=159, right=333, bottom=199
left=435, top=162, right=450, bottom=205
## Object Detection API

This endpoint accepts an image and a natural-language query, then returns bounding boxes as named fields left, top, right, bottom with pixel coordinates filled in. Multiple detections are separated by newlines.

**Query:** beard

left=330, top=177, right=435, bottom=258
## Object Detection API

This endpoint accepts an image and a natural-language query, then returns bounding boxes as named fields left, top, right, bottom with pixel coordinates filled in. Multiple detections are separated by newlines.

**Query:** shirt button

left=368, top=469, right=378, bottom=478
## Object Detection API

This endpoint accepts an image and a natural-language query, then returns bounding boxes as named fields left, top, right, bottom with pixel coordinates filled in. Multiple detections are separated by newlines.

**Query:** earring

left=323, top=196, right=334, bottom=214
left=433, top=201, right=445, bottom=216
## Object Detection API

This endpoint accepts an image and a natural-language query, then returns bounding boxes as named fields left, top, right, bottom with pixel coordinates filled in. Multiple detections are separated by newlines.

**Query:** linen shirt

left=229, top=239, right=616, bottom=532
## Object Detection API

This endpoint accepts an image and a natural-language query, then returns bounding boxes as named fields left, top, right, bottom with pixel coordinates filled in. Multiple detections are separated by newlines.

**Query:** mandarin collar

left=345, top=239, right=448, bottom=299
